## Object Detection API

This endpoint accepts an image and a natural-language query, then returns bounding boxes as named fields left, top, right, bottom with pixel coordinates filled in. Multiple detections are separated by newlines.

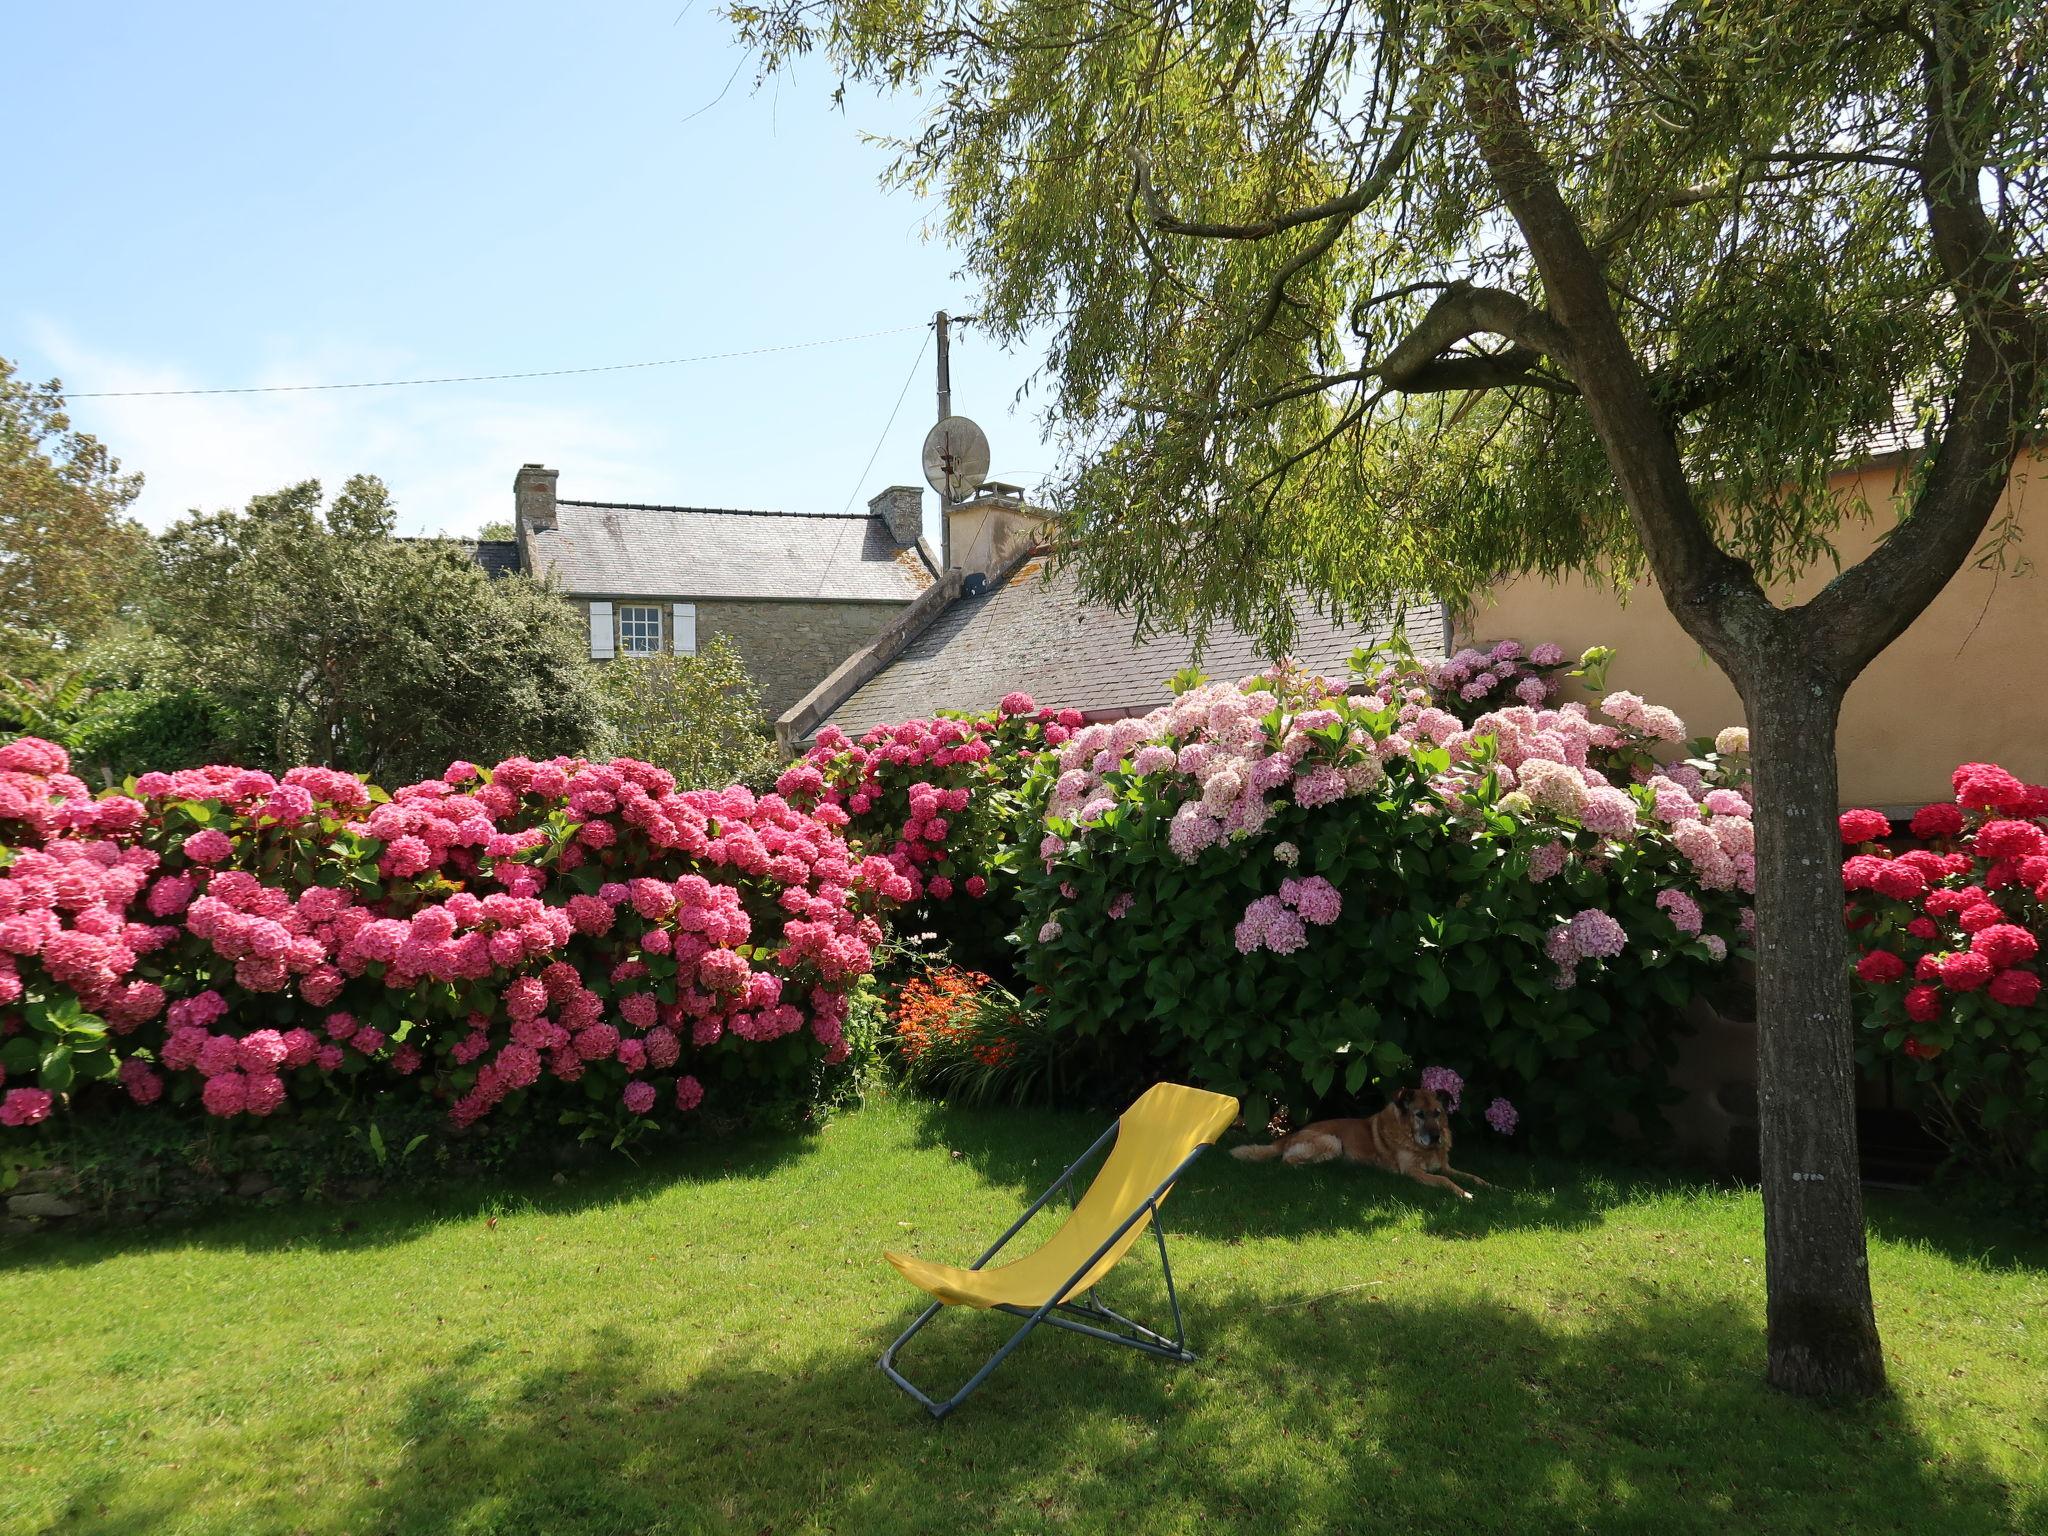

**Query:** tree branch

left=1457, top=21, right=1767, bottom=671
left=1132, top=118, right=1423, bottom=241
left=1376, top=282, right=1573, bottom=388
left=1800, top=9, right=2046, bottom=676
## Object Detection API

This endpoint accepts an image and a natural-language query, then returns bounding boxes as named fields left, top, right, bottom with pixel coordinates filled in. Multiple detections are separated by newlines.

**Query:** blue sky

left=3, top=2, right=1053, bottom=540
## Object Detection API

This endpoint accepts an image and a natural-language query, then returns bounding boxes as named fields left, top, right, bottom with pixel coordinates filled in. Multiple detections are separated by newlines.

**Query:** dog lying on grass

left=1230, top=1085, right=1491, bottom=1200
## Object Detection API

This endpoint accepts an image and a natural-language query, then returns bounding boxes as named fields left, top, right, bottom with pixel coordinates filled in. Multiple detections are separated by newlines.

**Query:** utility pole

left=933, top=308, right=975, bottom=571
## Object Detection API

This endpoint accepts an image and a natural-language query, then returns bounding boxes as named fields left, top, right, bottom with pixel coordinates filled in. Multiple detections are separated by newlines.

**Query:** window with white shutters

left=618, top=604, right=662, bottom=657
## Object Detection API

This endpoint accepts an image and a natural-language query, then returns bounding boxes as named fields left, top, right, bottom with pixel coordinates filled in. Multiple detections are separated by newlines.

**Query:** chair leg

left=878, top=1299, right=1059, bottom=1421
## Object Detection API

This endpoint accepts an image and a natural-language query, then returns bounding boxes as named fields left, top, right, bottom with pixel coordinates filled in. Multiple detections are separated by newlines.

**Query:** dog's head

left=1392, top=1085, right=1451, bottom=1148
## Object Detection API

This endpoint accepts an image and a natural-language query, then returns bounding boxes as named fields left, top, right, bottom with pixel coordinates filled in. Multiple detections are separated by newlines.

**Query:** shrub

left=0, top=736, right=887, bottom=1147
left=596, top=635, right=777, bottom=791
left=0, top=662, right=224, bottom=785
left=885, top=962, right=1058, bottom=1105
left=776, top=692, right=1068, bottom=970
left=1011, top=653, right=1752, bottom=1147
left=1843, top=763, right=2048, bottom=1176
left=148, top=476, right=607, bottom=783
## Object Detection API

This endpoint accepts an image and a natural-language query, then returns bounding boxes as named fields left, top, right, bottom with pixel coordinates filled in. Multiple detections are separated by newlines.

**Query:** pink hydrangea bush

left=1843, top=762, right=2048, bottom=1174
left=0, top=737, right=884, bottom=1145
left=1012, top=645, right=1748, bottom=1147
left=775, top=698, right=1071, bottom=965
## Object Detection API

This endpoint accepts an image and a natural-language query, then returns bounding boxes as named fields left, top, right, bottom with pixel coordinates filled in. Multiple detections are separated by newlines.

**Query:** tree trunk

left=1742, top=671, right=1887, bottom=1398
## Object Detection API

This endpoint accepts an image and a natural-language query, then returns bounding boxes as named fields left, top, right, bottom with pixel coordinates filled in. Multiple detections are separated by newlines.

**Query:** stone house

left=474, top=466, right=939, bottom=719
left=778, top=486, right=1444, bottom=749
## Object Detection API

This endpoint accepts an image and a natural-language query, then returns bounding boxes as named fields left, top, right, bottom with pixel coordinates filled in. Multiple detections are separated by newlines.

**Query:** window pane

left=618, top=604, right=662, bottom=656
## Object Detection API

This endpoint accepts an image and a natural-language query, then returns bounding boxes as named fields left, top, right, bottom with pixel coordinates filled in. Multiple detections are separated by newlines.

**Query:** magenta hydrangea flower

left=0, top=1086, right=55, bottom=1127
left=1485, top=1097, right=1519, bottom=1135
left=1420, top=1065, right=1463, bottom=1111
left=623, top=1080, right=657, bottom=1115
left=182, top=828, right=233, bottom=864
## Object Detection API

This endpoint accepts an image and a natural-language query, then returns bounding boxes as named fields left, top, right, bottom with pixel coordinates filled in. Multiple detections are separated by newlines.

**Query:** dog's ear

left=1392, top=1085, right=1411, bottom=1108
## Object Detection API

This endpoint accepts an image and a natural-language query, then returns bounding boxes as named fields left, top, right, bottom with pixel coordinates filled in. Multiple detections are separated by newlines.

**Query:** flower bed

left=1012, top=648, right=1753, bottom=1146
left=0, top=737, right=886, bottom=1145
left=1843, top=762, right=2048, bottom=1175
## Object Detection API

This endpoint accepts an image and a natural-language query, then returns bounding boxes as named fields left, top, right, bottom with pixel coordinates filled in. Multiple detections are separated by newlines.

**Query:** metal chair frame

left=878, top=1120, right=1210, bottom=1420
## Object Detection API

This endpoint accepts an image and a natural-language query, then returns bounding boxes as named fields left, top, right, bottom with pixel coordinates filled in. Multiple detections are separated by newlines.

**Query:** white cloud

left=29, top=322, right=666, bottom=537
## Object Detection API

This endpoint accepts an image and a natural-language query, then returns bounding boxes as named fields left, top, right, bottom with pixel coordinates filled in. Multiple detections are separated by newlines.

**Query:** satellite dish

left=922, top=415, right=992, bottom=501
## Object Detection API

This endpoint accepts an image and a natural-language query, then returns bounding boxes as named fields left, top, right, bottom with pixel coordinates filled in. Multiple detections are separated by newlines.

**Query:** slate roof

left=818, top=555, right=1447, bottom=741
left=525, top=501, right=937, bottom=602
left=457, top=539, right=522, bottom=579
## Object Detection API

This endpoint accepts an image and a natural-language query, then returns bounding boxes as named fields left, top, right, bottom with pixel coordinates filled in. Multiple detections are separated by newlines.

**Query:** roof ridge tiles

left=556, top=500, right=873, bottom=520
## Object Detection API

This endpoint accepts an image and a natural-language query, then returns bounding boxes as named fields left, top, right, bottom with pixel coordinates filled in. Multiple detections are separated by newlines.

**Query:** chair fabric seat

left=884, top=1082, right=1240, bottom=1310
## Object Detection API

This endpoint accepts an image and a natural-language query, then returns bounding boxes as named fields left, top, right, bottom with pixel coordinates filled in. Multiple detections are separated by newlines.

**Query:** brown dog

left=1231, top=1086, right=1491, bottom=1200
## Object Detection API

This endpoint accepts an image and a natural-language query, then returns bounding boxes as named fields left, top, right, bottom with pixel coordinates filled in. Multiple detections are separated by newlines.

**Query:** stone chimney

left=867, top=485, right=925, bottom=547
left=946, top=482, right=1047, bottom=576
left=514, top=463, right=559, bottom=532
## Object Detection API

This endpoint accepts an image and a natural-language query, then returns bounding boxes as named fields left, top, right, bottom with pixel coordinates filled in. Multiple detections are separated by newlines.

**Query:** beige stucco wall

left=1457, top=453, right=2046, bottom=810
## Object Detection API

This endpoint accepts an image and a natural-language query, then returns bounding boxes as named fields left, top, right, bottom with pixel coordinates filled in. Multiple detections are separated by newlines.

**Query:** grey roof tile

left=821, top=558, right=1445, bottom=738
left=527, top=501, right=935, bottom=602
left=454, top=539, right=522, bottom=579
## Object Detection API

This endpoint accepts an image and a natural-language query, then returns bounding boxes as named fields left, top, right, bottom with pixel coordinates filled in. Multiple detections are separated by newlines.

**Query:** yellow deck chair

left=879, top=1081, right=1240, bottom=1418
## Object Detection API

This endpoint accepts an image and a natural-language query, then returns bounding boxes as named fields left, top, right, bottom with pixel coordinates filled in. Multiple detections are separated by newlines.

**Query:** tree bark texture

left=1740, top=665, right=1888, bottom=1398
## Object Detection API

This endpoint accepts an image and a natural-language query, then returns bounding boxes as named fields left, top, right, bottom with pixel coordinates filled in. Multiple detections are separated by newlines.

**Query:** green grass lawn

left=5, top=1095, right=2044, bottom=1536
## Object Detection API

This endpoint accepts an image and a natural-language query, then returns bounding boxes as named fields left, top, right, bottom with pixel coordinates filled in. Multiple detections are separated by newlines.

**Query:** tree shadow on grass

left=56, top=1292, right=2035, bottom=1535
left=0, top=1125, right=820, bottom=1276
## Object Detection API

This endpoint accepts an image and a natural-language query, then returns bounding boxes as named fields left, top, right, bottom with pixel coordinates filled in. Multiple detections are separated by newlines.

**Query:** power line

left=837, top=327, right=932, bottom=517
left=813, top=327, right=934, bottom=597
left=67, top=323, right=925, bottom=399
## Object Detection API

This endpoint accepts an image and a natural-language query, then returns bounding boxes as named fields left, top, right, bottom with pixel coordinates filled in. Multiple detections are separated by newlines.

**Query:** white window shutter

left=672, top=602, right=697, bottom=656
left=587, top=601, right=614, bottom=659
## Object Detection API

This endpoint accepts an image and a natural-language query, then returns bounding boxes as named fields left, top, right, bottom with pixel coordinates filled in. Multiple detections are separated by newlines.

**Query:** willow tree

left=729, top=0, right=2048, bottom=1395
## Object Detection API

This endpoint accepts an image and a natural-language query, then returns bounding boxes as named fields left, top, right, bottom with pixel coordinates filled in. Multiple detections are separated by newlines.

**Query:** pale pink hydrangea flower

left=1568, top=909, right=1628, bottom=958
left=1702, top=788, right=1751, bottom=818
left=1168, top=803, right=1222, bottom=862
left=1279, top=875, right=1342, bottom=927
left=1292, top=765, right=1347, bottom=808
left=1579, top=787, right=1639, bottom=837
left=1655, top=889, right=1704, bottom=936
